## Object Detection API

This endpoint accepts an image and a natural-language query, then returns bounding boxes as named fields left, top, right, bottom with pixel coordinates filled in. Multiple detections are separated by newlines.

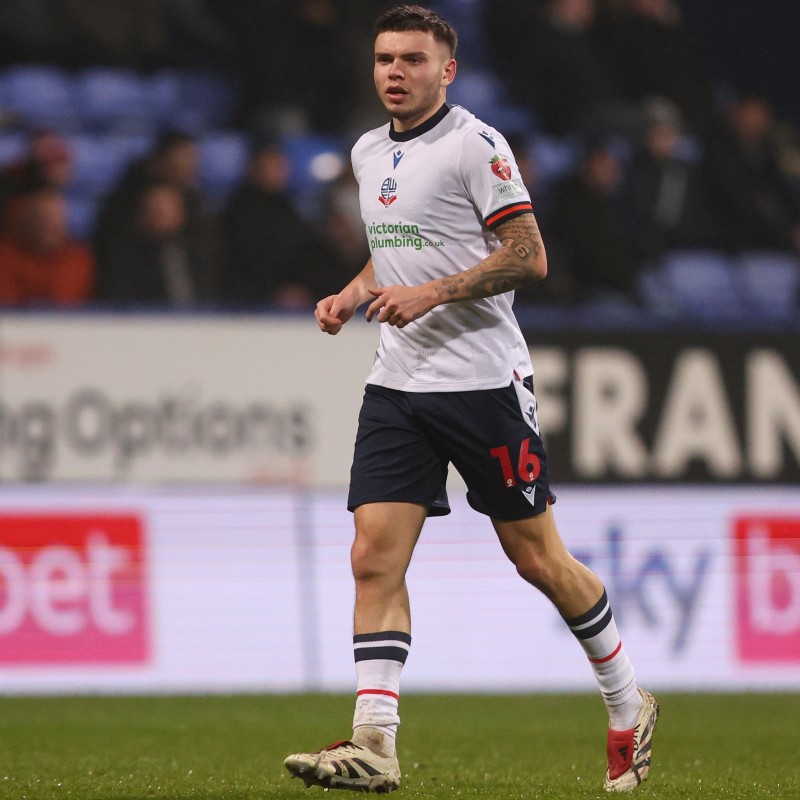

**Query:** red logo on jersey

left=490, top=155, right=512, bottom=181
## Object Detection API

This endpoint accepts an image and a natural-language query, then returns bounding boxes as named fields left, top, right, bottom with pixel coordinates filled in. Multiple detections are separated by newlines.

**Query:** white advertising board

left=0, top=486, right=798, bottom=694
left=0, top=313, right=378, bottom=486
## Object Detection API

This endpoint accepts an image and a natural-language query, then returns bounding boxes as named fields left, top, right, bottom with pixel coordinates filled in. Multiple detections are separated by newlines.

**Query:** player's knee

left=351, top=536, right=393, bottom=584
left=512, top=545, right=572, bottom=598
left=514, top=555, right=555, bottom=593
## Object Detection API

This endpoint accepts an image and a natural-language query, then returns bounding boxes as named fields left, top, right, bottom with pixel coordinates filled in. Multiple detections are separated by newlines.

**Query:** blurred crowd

left=0, top=0, right=799, bottom=316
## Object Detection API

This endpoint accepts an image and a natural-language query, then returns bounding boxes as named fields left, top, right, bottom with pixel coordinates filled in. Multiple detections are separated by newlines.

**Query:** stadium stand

left=641, top=250, right=747, bottom=323
left=735, top=251, right=800, bottom=322
left=198, top=131, right=250, bottom=201
left=1, top=64, right=79, bottom=130
left=0, top=1, right=797, bottom=322
left=75, top=68, right=153, bottom=133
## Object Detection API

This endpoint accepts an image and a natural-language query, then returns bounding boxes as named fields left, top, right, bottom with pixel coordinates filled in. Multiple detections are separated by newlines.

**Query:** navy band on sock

left=353, top=631, right=412, bottom=664
left=564, top=590, right=614, bottom=640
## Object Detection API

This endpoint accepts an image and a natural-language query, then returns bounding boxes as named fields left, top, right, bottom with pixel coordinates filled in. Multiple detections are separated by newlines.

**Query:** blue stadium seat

left=1, top=65, right=78, bottom=129
left=66, top=191, right=98, bottom=240
left=175, top=71, right=238, bottom=132
left=68, top=133, right=139, bottom=194
left=198, top=132, right=250, bottom=195
left=735, top=251, right=800, bottom=321
left=429, top=0, right=487, bottom=64
left=135, top=69, right=238, bottom=133
left=0, top=132, right=27, bottom=167
left=143, top=71, right=182, bottom=125
left=447, top=68, right=536, bottom=134
left=281, top=134, right=346, bottom=193
left=657, top=250, right=746, bottom=321
left=76, top=69, right=152, bottom=132
left=531, top=135, right=580, bottom=184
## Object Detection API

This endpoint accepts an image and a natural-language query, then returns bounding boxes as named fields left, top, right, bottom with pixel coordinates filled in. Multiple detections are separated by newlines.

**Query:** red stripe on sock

left=589, top=641, right=623, bottom=664
left=357, top=689, right=399, bottom=699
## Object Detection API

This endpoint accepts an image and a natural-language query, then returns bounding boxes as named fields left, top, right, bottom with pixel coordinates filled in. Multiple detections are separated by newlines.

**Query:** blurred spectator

left=703, top=94, right=800, bottom=255
left=0, top=129, right=73, bottom=230
left=484, top=0, right=622, bottom=137
left=0, top=0, right=72, bottom=66
left=58, top=0, right=168, bottom=68
left=163, top=0, right=236, bottom=70
left=505, top=131, right=550, bottom=217
left=0, top=187, right=94, bottom=305
left=0, top=0, right=167, bottom=69
left=210, top=0, right=367, bottom=136
left=221, top=141, right=347, bottom=308
left=95, top=179, right=218, bottom=305
left=595, top=0, right=715, bottom=134
left=538, top=139, right=641, bottom=303
left=93, top=130, right=214, bottom=268
left=621, top=98, right=719, bottom=261
left=323, top=168, right=370, bottom=275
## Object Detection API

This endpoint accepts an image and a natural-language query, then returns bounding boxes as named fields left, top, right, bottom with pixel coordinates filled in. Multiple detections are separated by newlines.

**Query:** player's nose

left=388, top=59, right=405, bottom=78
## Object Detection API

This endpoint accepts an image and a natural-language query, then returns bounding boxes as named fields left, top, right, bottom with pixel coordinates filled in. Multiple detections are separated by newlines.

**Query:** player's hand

left=315, top=294, right=356, bottom=335
left=365, top=284, right=438, bottom=328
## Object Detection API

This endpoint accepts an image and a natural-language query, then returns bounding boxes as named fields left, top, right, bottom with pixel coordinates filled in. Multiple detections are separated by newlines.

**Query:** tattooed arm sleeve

left=434, top=213, right=547, bottom=303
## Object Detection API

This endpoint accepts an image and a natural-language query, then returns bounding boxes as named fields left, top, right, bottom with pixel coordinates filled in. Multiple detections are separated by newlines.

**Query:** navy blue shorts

left=348, top=376, right=556, bottom=520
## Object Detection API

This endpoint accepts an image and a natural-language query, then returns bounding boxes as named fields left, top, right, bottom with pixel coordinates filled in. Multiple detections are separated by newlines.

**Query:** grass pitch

left=0, top=693, right=797, bottom=799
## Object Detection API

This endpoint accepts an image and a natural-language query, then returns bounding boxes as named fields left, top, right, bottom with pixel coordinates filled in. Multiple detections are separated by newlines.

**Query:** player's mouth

left=386, top=85, right=408, bottom=100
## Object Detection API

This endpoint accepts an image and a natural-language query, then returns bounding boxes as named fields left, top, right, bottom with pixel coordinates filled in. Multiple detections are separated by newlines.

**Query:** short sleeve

left=460, top=127, right=533, bottom=230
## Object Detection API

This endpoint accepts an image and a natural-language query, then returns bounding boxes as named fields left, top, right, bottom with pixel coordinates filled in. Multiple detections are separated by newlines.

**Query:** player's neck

left=389, top=103, right=450, bottom=142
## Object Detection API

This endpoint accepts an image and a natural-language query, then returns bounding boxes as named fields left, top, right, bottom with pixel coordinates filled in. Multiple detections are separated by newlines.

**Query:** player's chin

left=383, top=96, right=411, bottom=114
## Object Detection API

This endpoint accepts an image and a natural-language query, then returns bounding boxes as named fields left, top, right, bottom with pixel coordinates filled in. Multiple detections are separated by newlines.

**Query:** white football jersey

left=352, top=103, right=535, bottom=392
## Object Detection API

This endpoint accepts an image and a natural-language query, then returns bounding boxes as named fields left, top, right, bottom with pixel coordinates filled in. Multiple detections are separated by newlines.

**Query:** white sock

left=564, top=590, right=642, bottom=730
left=351, top=631, right=411, bottom=757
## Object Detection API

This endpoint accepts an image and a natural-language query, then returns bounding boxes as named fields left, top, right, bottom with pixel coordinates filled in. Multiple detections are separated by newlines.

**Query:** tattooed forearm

left=434, top=213, right=547, bottom=303
left=438, top=265, right=531, bottom=300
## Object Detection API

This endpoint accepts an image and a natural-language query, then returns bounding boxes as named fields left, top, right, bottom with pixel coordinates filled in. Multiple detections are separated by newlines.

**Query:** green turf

left=0, top=693, right=797, bottom=799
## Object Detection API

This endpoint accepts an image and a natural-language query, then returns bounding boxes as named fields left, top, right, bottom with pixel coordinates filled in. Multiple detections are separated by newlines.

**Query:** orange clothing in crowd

left=0, top=188, right=95, bottom=306
left=0, top=237, right=94, bottom=305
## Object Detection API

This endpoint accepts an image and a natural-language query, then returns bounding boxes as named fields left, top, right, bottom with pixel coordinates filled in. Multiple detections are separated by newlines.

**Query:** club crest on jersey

left=490, top=154, right=513, bottom=181
left=379, top=177, right=398, bottom=206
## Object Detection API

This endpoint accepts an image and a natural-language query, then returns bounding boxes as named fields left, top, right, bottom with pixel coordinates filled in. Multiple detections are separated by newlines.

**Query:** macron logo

left=734, top=516, right=800, bottom=662
left=393, top=150, right=404, bottom=168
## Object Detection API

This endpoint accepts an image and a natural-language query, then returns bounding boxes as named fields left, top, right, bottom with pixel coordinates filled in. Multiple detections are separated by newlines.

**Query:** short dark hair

left=374, top=5, right=458, bottom=57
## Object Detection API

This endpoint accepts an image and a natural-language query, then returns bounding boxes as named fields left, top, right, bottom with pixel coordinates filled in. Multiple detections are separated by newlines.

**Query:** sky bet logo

left=571, top=525, right=712, bottom=654
left=0, top=514, right=149, bottom=664
left=735, top=517, right=800, bottom=662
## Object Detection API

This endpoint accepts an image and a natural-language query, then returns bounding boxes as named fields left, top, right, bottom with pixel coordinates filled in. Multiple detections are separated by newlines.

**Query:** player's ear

left=443, top=57, right=457, bottom=87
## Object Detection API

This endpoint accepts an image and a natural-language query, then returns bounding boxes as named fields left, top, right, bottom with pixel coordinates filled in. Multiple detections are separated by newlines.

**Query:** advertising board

left=1, top=315, right=798, bottom=486
left=1, top=486, right=798, bottom=694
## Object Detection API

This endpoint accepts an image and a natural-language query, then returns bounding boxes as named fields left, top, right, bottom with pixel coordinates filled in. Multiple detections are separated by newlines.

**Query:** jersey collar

left=389, top=103, right=451, bottom=142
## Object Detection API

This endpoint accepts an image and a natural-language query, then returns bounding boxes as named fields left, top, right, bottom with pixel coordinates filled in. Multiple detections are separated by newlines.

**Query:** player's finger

left=328, top=295, right=348, bottom=319
left=365, top=297, right=384, bottom=322
left=315, top=304, right=340, bottom=334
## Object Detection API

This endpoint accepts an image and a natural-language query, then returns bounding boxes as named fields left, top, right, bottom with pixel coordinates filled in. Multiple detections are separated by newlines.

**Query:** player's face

left=374, top=30, right=456, bottom=132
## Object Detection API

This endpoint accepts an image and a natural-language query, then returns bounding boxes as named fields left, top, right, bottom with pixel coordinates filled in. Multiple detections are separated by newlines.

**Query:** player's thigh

left=352, top=501, right=428, bottom=580
left=491, top=502, right=569, bottom=566
left=493, top=505, right=605, bottom=616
